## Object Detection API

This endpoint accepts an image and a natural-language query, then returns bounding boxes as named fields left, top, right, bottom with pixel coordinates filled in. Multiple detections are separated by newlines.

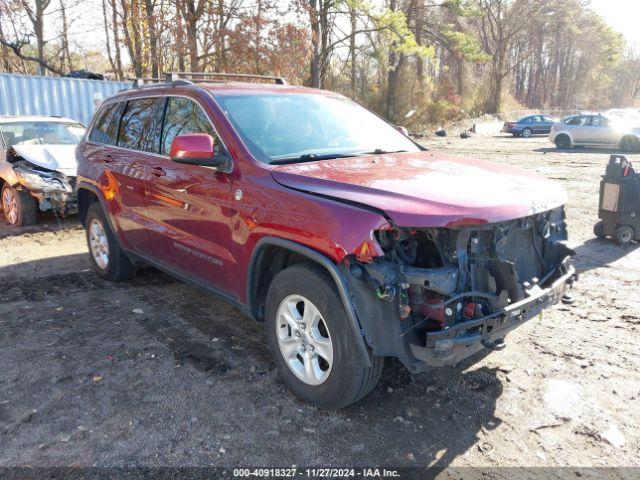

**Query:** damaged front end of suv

left=344, top=207, right=576, bottom=372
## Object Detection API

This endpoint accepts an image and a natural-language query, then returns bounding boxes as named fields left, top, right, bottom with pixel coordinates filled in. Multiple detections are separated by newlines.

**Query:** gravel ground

left=0, top=134, right=638, bottom=474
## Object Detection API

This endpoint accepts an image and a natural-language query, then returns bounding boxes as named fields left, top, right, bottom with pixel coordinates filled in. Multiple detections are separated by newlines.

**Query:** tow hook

left=481, top=338, right=506, bottom=351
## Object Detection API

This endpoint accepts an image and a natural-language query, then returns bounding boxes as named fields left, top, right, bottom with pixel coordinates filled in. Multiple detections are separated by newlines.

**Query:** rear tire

left=555, top=134, right=571, bottom=150
left=614, top=225, right=635, bottom=245
left=1, top=184, right=37, bottom=226
left=85, top=202, right=136, bottom=281
left=265, top=263, right=383, bottom=409
left=593, top=220, right=605, bottom=239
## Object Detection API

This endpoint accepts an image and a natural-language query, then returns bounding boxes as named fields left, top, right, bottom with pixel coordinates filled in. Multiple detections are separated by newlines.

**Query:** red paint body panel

left=270, top=151, right=567, bottom=227
left=77, top=82, right=568, bottom=307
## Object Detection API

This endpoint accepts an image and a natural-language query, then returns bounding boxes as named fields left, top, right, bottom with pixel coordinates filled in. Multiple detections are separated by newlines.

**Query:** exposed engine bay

left=345, top=207, right=575, bottom=370
left=6, top=147, right=77, bottom=215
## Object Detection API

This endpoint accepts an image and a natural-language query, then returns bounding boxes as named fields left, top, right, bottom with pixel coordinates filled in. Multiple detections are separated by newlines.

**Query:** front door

left=143, top=96, right=239, bottom=297
left=566, top=115, right=589, bottom=144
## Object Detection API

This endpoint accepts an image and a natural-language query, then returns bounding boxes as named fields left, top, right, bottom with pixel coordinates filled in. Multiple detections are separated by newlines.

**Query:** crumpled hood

left=12, top=145, right=78, bottom=177
left=270, top=151, right=567, bottom=227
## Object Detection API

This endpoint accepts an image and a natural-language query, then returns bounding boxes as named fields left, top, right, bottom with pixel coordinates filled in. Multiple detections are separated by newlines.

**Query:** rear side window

left=161, top=97, right=216, bottom=155
left=89, top=102, right=123, bottom=145
left=566, top=116, right=587, bottom=126
left=118, top=97, right=164, bottom=152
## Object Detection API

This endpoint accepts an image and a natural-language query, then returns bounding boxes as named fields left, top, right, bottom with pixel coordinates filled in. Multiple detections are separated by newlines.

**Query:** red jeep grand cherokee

left=77, top=74, right=575, bottom=409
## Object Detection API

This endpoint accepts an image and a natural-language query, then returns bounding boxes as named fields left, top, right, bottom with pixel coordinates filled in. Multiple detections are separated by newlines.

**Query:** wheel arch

left=77, top=187, right=100, bottom=227
left=76, top=182, right=122, bottom=245
left=247, top=236, right=371, bottom=367
left=554, top=131, right=573, bottom=146
left=619, top=134, right=640, bottom=151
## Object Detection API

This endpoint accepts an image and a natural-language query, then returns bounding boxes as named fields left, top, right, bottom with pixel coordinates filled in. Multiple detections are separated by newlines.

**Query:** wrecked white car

left=0, top=116, right=84, bottom=225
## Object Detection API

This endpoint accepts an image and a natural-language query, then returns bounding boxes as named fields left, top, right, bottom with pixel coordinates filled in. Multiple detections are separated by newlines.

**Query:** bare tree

left=474, top=0, right=547, bottom=113
left=143, top=0, right=160, bottom=77
left=59, top=0, right=72, bottom=72
left=0, top=14, right=12, bottom=72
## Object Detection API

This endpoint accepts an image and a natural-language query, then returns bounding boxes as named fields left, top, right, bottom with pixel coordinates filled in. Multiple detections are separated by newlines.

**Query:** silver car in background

left=549, top=113, right=640, bottom=151
left=0, top=116, right=85, bottom=226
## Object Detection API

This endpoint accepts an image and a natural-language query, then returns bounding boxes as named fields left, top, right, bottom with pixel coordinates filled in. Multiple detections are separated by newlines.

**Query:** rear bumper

left=409, top=261, right=575, bottom=367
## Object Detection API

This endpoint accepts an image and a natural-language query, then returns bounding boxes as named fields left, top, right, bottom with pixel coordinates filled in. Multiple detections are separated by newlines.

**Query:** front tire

left=619, top=135, right=639, bottom=152
left=1, top=184, right=37, bottom=226
left=522, top=128, right=533, bottom=138
left=265, top=263, right=383, bottom=409
left=85, top=202, right=136, bottom=281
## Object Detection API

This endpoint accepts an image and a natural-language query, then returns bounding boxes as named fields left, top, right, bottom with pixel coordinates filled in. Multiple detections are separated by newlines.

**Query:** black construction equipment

left=594, top=155, right=640, bottom=244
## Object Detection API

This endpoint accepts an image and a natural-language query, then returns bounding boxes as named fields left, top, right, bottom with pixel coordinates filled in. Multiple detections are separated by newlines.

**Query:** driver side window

left=161, top=97, right=218, bottom=155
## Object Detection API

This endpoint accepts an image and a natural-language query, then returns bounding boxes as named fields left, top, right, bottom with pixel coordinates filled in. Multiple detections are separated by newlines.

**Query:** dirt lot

left=1, top=134, right=638, bottom=474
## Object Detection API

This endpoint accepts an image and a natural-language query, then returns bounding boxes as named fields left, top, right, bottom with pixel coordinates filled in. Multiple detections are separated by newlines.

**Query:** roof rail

left=129, top=72, right=288, bottom=89
left=165, top=71, right=288, bottom=85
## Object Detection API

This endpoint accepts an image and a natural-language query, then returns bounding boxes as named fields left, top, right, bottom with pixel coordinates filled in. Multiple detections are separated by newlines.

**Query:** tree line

left=1, top=0, right=640, bottom=127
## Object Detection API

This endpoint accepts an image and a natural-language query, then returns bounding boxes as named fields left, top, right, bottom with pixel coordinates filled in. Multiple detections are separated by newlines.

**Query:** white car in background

left=549, top=113, right=640, bottom=151
left=0, top=116, right=85, bottom=226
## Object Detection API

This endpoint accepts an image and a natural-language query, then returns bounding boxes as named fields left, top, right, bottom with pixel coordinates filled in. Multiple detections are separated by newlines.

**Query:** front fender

left=247, top=236, right=372, bottom=368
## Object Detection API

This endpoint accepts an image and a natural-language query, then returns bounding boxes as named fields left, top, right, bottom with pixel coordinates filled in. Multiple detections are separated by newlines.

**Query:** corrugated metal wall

left=0, top=73, right=131, bottom=125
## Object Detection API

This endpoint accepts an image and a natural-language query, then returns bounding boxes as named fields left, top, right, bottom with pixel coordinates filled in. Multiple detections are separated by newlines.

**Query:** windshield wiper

left=269, top=153, right=359, bottom=165
left=358, top=148, right=409, bottom=155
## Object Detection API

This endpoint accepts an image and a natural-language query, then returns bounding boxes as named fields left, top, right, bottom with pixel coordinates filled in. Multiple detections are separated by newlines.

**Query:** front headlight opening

left=15, top=167, right=69, bottom=192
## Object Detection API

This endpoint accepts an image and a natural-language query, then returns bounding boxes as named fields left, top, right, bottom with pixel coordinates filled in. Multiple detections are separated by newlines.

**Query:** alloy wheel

left=276, top=294, right=333, bottom=386
left=88, top=218, right=110, bottom=269
left=2, top=188, right=18, bottom=224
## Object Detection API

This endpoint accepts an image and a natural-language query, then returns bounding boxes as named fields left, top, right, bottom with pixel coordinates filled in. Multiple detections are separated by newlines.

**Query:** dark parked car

left=76, top=73, right=576, bottom=409
left=503, top=115, right=557, bottom=137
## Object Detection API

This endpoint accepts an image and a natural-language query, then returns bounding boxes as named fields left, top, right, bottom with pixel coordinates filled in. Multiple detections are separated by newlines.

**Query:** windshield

left=215, top=93, right=420, bottom=163
left=0, top=121, right=85, bottom=149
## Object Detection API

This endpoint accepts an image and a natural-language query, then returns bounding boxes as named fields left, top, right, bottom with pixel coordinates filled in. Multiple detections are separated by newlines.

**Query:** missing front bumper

left=30, top=189, right=78, bottom=215
left=409, top=263, right=575, bottom=367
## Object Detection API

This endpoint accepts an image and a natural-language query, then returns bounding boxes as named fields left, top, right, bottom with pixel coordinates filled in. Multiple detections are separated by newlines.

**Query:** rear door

left=530, top=116, right=544, bottom=133
left=109, top=97, right=165, bottom=251
left=590, top=115, right=617, bottom=145
left=84, top=101, right=151, bottom=250
left=143, top=95, right=238, bottom=296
